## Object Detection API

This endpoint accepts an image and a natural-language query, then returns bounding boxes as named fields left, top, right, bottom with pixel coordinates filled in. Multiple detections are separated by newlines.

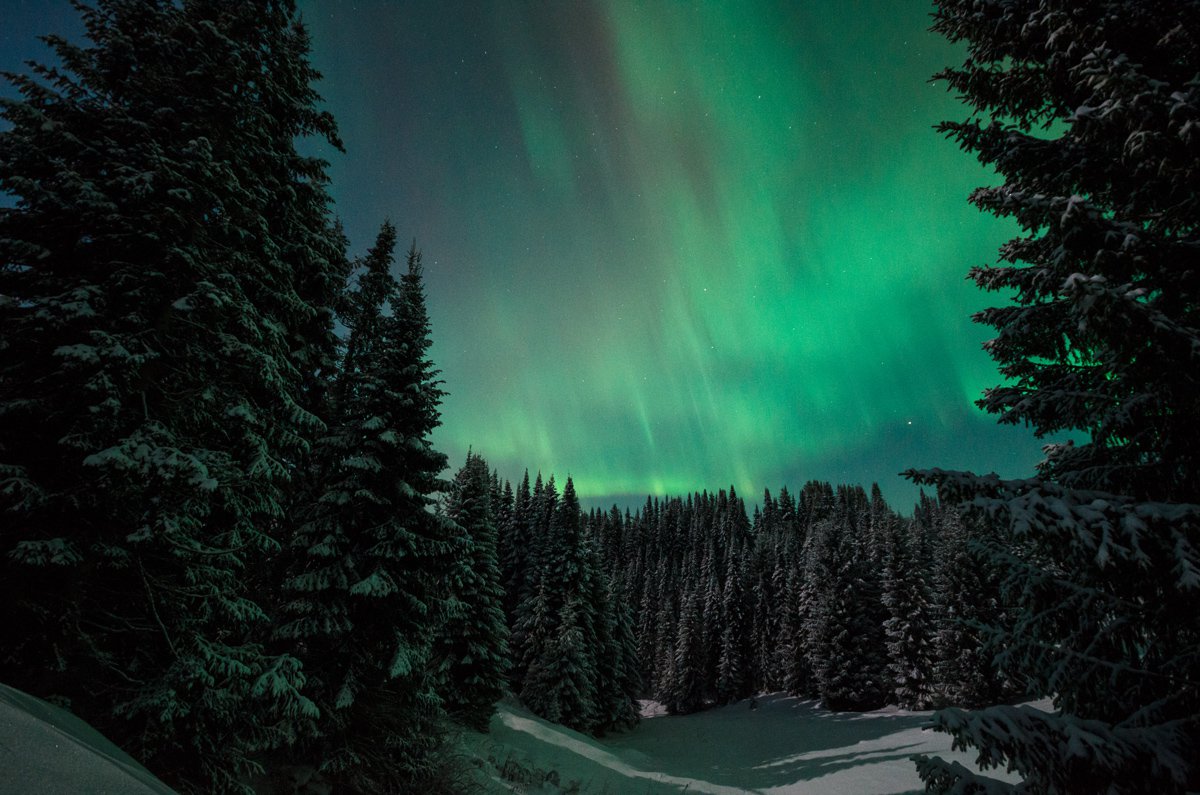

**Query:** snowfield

left=467, top=694, right=1035, bottom=794
left=0, top=682, right=1040, bottom=795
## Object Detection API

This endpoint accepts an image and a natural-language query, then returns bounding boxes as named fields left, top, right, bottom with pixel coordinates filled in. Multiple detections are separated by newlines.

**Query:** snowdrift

left=0, top=683, right=176, bottom=795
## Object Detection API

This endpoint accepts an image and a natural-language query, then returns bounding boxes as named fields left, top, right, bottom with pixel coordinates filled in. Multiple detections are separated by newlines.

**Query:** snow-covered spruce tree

left=0, top=1, right=345, bottom=789
left=813, top=513, right=889, bottom=712
left=511, top=474, right=554, bottom=693
left=436, top=451, right=509, bottom=732
left=275, top=221, right=400, bottom=649
left=925, top=498, right=1012, bottom=709
left=749, top=549, right=779, bottom=692
left=582, top=560, right=621, bottom=734
left=664, top=586, right=707, bottom=714
left=607, top=590, right=644, bottom=731
left=515, top=579, right=556, bottom=710
left=570, top=507, right=607, bottom=727
left=525, top=597, right=598, bottom=730
left=911, top=1, right=1200, bottom=791
left=699, top=542, right=724, bottom=701
left=881, top=517, right=937, bottom=710
left=499, top=470, right=532, bottom=629
left=276, top=230, right=460, bottom=791
left=800, top=518, right=836, bottom=699
left=780, top=562, right=817, bottom=697
left=495, top=476, right=519, bottom=611
left=716, top=544, right=754, bottom=703
left=500, top=471, right=536, bottom=691
left=519, top=476, right=604, bottom=730
left=766, top=542, right=794, bottom=691
left=578, top=518, right=641, bottom=734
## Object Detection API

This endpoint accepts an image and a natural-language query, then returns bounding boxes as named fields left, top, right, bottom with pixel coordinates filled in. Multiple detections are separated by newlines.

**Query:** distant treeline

left=490, top=476, right=1019, bottom=723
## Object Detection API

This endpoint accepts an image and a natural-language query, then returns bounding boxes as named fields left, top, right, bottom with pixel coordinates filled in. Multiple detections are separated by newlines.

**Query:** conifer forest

left=0, top=1, right=1197, bottom=793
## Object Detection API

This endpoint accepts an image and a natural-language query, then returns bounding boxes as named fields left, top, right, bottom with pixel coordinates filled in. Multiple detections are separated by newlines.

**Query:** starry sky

left=1, top=1, right=1051, bottom=510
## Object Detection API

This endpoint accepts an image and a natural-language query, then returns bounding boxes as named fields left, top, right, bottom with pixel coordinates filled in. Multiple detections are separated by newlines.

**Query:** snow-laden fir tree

left=0, top=1, right=344, bottom=788
left=499, top=471, right=537, bottom=693
left=699, top=543, right=724, bottom=701
left=276, top=228, right=460, bottom=791
left=664, top=586, right=707, bottom=714
left=519, top=476, right=620, bottom=730
left=570, top=508, right=607, bottom=721
left=912, top=1, right=1200, bottom=790
left=749, top=550, right=779, bottom=691
left=635, top=571, right=660, bottom=691
left=515, top=580, right=555, bottom=711
left=881, top=516, right=937, bottom=710
left=524, top=598, right=598, bottom=729
left=272, top=222, right=401, bottom=710
left=606, top=590, right=644, bottom=731
left=437, top=451, right=510, bottom=732
left=811, top=513, right=889, bottom=712
left=716, top=543, right=754, bottom=703
left=924, top=499, right=1010, bottom=709
left=491, top=474, right=519, bottom=647
left=581, top=546, right=632, bottom=734
left=781, top=563, right=817, bottom=697
left=512, top=474, right=555, bottom=691
left=595, top=481, right=982, bottom=712
left=518, top=478, right=592, bottom=727
left=652, top=584, right=679, bottom=698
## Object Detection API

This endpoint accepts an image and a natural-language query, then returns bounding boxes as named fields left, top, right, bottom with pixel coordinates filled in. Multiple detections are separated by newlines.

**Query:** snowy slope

left=0, top=680, right=1031, bottom=795
left=466, top=694, right=1030, bottom=794
left=0, top=683, right=177, bottom=795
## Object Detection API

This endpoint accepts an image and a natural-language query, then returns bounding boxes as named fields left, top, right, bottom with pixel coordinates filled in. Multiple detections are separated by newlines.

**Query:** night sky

left=2, top=1, right=1052, bottom=510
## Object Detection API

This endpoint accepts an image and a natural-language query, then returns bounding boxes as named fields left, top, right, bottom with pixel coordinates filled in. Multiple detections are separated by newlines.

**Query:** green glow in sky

left=298, top=0, right=1045, bottom=507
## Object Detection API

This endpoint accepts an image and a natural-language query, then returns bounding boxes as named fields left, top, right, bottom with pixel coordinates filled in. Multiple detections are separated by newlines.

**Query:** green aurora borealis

left=1, top=1, right=1053, bottom=509
left=305, top=0, right=1049, bottom=508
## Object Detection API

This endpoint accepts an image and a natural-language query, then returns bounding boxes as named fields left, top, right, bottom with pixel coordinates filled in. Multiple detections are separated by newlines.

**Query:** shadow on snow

left=599, top=693, right=933, bottom=790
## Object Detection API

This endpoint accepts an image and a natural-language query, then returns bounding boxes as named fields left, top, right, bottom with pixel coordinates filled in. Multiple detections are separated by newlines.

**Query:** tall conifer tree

left=0, top=1, right=343, bottom=788
left=665, top=587, right=707, bottom=714
left=914, top=2, right=1200, bottom=790
left=277, top=229, right=458, bottom=791
left=716, top=546, right=753, bottom=703
left=881, top=518, right=936, bottom=709
left=437, top=452, right=510, bottom=732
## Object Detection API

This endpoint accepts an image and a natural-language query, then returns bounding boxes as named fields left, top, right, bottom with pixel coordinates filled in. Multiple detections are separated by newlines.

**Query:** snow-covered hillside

left=465, top=694, right=1028, bottom=794
left=0, top=684, right=176, bottom=795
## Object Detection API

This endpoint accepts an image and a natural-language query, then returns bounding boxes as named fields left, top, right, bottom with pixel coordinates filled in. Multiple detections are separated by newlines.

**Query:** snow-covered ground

left=1, top=682, right=1034, bottom=794
left=466, top=694, right=1030, bottom=794
left=0, top=684, right=176, bottom=795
